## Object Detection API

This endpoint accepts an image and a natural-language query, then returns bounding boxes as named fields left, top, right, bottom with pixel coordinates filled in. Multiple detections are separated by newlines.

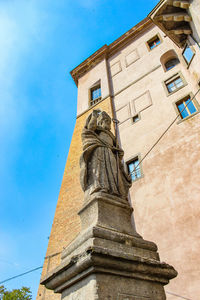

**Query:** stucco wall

left=77, top=58, right=110, bottom=116
left=108, top=25, right=200, bottom=300
left=131, top=113, right=200, bottom=300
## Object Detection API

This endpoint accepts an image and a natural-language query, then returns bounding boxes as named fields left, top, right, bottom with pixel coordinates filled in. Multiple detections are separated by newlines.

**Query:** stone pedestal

left=41, top=193, right=177, bottom=299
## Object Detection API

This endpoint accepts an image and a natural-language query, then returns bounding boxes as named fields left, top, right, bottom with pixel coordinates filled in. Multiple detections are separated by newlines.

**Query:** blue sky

left=0, top=0, right=158, bottom=298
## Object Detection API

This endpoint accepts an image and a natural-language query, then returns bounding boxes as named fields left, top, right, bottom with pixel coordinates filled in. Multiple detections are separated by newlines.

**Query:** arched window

left=160, top=50, right=180, bottom=72
left=165, top=58, right=179, bottom=71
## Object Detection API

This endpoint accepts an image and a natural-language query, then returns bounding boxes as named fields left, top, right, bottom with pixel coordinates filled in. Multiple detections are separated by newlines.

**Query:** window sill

left=177, top=110, right=199, bottom=124
left=149, top=44, right=160, bottom=51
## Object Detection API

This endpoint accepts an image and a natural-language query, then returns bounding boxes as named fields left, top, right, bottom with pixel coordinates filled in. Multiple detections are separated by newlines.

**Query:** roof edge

left=148, top=0, right=165, bottom=18
left=70, top=17, right=152, bottom=86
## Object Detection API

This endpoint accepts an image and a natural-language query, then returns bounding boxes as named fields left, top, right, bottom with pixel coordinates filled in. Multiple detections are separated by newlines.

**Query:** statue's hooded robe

left=80, top=114, right=131, bottom=200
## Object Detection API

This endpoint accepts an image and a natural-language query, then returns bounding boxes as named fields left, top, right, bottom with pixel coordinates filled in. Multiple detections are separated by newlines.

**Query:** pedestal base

left=61, top=274, right=168, bottom=300
left=41, top=194, right=177, bottom=299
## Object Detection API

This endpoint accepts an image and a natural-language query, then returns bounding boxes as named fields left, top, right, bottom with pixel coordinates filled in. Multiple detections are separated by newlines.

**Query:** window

left=127, top=157, right=142, bottom=182
left=176, top=96, right=197, bottom=119
left=165, top=58, right=179, bottom=71
left=147, top=35, right=161, bottom=50
left=132, top=114, right=140, bottom=123
left=166, top=76, right=184, bottom=93
left=182, top=44, right=195, bottom=65
left=160, top=49, right=179, bottom=72
left=90, top=83, right=101, bottom=106
left=163, top=73, right=186, bottom=96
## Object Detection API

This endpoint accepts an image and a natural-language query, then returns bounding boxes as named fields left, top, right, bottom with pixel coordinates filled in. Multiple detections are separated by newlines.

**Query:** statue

left=80, top=109, right=132, bottom=201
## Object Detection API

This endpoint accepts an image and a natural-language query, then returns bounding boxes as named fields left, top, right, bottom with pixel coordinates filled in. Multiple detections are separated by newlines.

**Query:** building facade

left=37, top=1, right=200, bottom=299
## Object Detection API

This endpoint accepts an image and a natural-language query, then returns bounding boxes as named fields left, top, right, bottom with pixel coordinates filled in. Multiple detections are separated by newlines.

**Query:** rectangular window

left=166, top=76, right=184, bottom=93
left=90, top=84, right=101, bottom=106
left=147, top=35, right=161, bottom=50
left=176, top=96, right=197, bottom=119
left=127, top=157, right=142, bottom=182
left=182, top=44, right=195, bottom=65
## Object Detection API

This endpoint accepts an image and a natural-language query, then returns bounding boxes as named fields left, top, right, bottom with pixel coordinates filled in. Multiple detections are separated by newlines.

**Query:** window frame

left=146, top=33, right=162, bottom=52
left=89, top=81, right=102, bottom=107
left=173, top=93, right=200, bottom=124
left=163, top=72, right=187, bottom=97
left=182, top=43, right=195, bottom=68
left=126, top=154, right=143, bottom=183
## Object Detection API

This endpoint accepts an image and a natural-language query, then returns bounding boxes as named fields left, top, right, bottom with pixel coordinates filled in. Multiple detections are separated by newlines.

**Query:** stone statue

left=80, top=109, right=132, bottom=201
left=42, top=108, right=178, bottom=298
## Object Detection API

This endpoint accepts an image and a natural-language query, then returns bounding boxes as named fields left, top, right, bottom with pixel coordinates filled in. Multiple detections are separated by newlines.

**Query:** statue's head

left=97, top=111, right=111, bottom=131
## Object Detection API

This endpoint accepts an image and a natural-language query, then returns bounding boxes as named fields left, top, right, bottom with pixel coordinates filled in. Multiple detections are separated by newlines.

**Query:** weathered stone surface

left=78, top=193, right=136, bottom=235
left=80, top=110, right=132, bottom=202
left=41, top=241, right=177, bottom=299
left=41, top=191, right=177, bottom=299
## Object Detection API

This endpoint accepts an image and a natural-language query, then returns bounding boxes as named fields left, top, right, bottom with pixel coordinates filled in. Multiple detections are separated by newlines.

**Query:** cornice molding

left=70, top=18, right=152, bottom=86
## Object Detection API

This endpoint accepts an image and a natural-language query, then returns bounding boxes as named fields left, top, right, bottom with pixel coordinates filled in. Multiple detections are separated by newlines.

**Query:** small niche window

left=90, top=83, right=101, bottom=106
left=127, top=157, right=142, bottom=182
left=147, top=35, right=161, bottom=50
left=176, top=96, right=197, bottom=119
left=182, top=44, right=195, bottom=65
left=132, top=114, right=140, bottom=123
left=165, top=58, right=179, bottom=71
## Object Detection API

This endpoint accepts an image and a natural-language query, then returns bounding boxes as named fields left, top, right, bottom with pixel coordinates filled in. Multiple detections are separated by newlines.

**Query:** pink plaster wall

left=76, top=22, right=200, bottom=300
left=108, top=26, right=200, bottom=300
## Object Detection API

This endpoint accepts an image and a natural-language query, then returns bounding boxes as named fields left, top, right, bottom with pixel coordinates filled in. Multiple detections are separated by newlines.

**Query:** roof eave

left=70, top=17, right=152, bottom=86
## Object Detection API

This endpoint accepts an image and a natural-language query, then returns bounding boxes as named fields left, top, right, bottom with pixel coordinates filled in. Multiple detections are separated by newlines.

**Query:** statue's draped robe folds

left=80, top=117, right=131, bottom=200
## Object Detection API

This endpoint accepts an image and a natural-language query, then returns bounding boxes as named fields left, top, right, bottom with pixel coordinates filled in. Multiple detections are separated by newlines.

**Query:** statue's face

left=100, top=117, right=111, bottom=130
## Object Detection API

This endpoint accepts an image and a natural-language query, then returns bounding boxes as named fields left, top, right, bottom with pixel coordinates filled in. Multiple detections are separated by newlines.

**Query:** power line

left=130, top=87, right=200, bottom=175
left=0, top=266, right=43, bottom=285
left=45, top=251, right=61, bottom=259
left=166, top=291, right=192, bottom=300
left=127, top=90, right=200, bottom=297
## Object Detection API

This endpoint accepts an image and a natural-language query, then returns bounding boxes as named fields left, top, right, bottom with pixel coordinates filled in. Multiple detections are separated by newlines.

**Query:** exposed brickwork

left=36, top=97, right=113, bottom=300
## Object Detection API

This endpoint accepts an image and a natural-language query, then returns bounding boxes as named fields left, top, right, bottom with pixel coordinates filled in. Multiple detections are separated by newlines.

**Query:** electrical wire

left=130, top=87, right=200, bottom=175
left=128, top=90, right=200, bottom=297
left=166, top=291, right=192, bottom=300
left=0, top=266, right=43, bottom=284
